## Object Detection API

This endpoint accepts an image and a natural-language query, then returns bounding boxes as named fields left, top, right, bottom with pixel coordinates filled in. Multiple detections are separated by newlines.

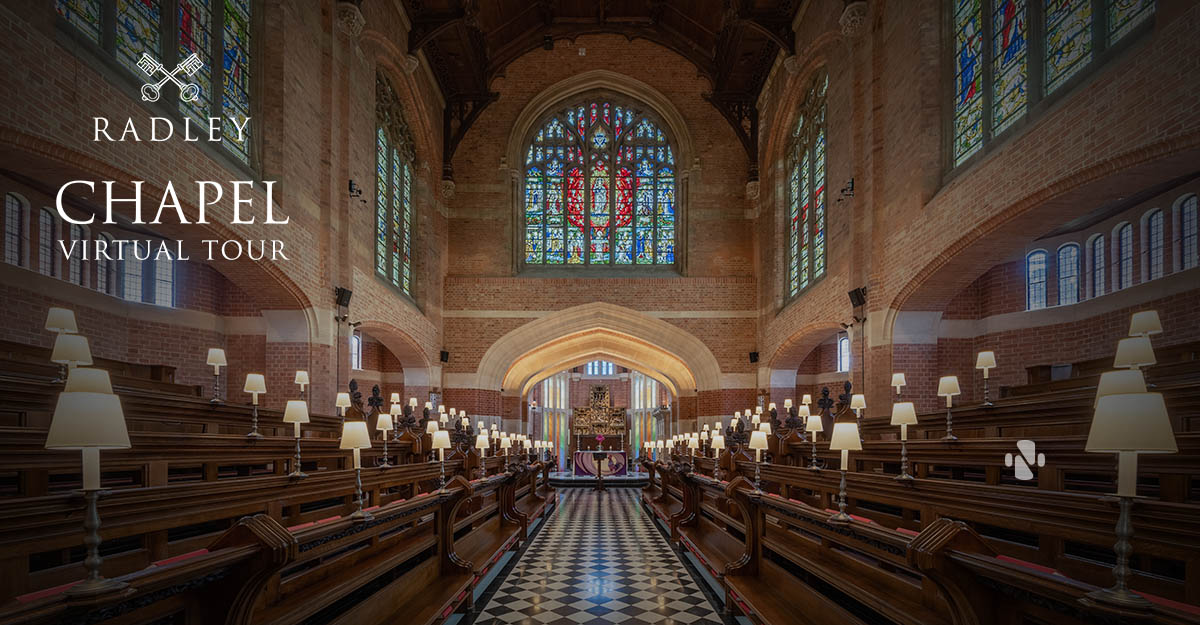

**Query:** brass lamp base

left=828, top=511, right=852, bottom=524
left=246, top=431, right=264, bottom=440
left=350, top=509, right=373, bottom=522
left=288, top=470, right=308, bottom=480
left=895, top=472, right=914, bottom=482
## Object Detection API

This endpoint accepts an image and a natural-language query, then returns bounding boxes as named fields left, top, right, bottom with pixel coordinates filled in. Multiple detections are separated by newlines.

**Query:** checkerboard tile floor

left=471, top=489, right=725, bottom=625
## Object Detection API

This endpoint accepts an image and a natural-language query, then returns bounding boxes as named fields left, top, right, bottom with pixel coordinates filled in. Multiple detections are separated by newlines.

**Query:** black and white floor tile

left=471, top=489, right=725, bottom=625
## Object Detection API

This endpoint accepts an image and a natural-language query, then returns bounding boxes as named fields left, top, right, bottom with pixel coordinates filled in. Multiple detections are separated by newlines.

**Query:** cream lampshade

left=1094, top=370, right=1147, bottom=406
left=425, top=401, right=433, bottom=411
left=64, top=367, right=114, bottom=394
left=711, top=434, right=725, bottom=452
left=687, top=436, right=700, bottom=452
left=500, top=437, right=512, bottom=453
left=294, top=371, right=309, bottom=390
left=751, top=413, right=761, bottom=425
left=390, top=402, right=404, bottom=416
left=375, top=412, right=393, bottom=432
left=1087, top=392, right=1177, bottom=496
left=284, top=399, right=310, bottom=437
left=432, top=430, right=451, bottom=456
left=491, top=424, right=498, bottom=431
left=476, top=433, right=490, bottom=456
left=243, top=373, right=266, bottom=402
left=335, top=393, right=352, bottom=414
left=390, top=393, right=401, bottom=404
left=703, top=424, right=710, bottom=432
left=937, top=375, right=961, bottom=406
left=850, top=394, right=866, bottom=412
left=748, top=430, right=768, bottom=461
left=715, top=420, right=723, bottom=431
left=975, top=351, right=997, bottom=377
left=439, top=412, right=449, bottom=424
left=409, top=397, right=418, bottom=407
left=206, top=348, right=227, bottom=373
left=744, top=409, right=752, bottom=418
left=51, top=333, right=92, bottom=367
left=45, top=307, right=78, bottom=334
left=784, top=398, right=793, bottom=409
left=768, top=402, right=777, bottom=412
left=829, top=413, right=863, bottom=471
left=891, top=373, right=906, bottom=394
left=796, top=404, right=811, bottom=418
left=1113, top=336, right=1156, bottom=369
left=426, top=420, right=440, bottom=434
left=758, top=422, right=772, bottom=435
left=805, top=414, right=823, bottom=435
left=442, top=405, right=449, bottom=415
left=339, top=420, right=372, bottom=468
left=802, top=394, right=812, bottom=406
left=699, top=430, right=709, bottom=441
left=890, top=402, right=918, bottom=440
left=477, top=420, right=485, bottom=430
left=1128, top=310, right=1163, bottom=337
left=46, top=389, right=129, bottom=491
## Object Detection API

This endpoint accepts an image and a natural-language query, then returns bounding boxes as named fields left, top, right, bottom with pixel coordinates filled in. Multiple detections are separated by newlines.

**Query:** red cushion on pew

left=288, top=521, right=315, bottom=531
left=364, top=505, right=380, bottom=512
left=152, top=549, right=209, bottom=567
left=16, top=581, right=82, bottom=603
left=1140, top=592, right=1200, bottom=616
left=849, top=514, right=873, bottom=524
left=895, top=527, right=920, bottom=537
left=767, top=492, right=781, bottom=498
left=997, top=555, right=1057, bottom=575
left=824, top=508, right=839, bottom=515
left=316, top=515, right=340, bottom=524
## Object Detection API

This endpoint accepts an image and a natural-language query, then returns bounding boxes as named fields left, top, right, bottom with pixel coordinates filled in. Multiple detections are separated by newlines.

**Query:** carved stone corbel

left=335, top=2, right=365, bottom=38
left=440, top=178, right=456, bottom=200
left=839, top=1, right=869, bottom=38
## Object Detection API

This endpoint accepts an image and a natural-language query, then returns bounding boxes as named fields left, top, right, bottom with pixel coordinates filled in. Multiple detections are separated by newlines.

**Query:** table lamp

left=45, top=307, right=78, bottom=334
left=687, top=435, right=700, bottom=472
left=891, top=402, right=918, bottom=481
left=425, top=420, right=439, bottom=461
left=936, top=375, right=961, bottom=441
left=828, top=409, right=862, bottom=523
left=1127, top=310, right=1162, bottom=337
left=758, top=421, right=772, bottom=436
left=243, top=373, right=266, bottom=439
left=891, top=372, right=906, bottom=396
left=51, top=333, right=92, bottom=383
left=1094, top=370, right=1146, bottom=406
left=804, top=410, right=822, bottom=470
left=294, top=371, right=309, bottom=399
left=206, top=348, right=226, bottom=403
left=1113, top=336, right=1155, bottom=370
left=375, top=411, right=394, bottom=468
left=802, top=394, right=812, bottom=407
left=850, top=394, right=866, bottom=424
left=46, top=368, right=131, bottom=597
left=439, top=411, right=449, bottom=425
left=432, top=429, right=451, bottom=489
left=340, top=420, right=372, bottom=520
left=710, top=433, right=725, bottom=464
left=336, top=392, right=352, bottom=419
left=283, top=400, right=310, bottom=479
left=390, top=392, right=401, bottom=404
left=476, top=433, right=490, bottom=458
left=749, top=430, right=768, bottom=490
left=975, top=351, right=996, bottom=406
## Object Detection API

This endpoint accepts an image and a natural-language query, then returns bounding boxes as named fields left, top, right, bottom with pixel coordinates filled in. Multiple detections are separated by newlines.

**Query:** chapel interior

left=1, top=1, right=1198, bottom=624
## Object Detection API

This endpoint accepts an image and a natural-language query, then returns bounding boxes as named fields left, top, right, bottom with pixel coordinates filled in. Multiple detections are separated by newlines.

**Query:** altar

left=573, top=450, right=628, bottom=477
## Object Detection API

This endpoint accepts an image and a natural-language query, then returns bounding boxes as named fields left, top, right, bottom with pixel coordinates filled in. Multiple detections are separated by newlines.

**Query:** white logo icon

left=1005, top=439, right=1045, bottom=481
left=136, top=53, right=203, bottom=103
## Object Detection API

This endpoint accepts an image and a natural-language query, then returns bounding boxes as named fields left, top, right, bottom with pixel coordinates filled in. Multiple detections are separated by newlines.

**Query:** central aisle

left=473, top=489, right=725, bottom=625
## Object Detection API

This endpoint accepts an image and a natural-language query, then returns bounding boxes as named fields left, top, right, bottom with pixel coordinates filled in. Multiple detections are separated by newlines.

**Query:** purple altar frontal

left=573, top=450, right=628, bottom=477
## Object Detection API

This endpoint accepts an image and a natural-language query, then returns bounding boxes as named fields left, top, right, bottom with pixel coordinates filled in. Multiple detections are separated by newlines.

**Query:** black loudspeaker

left=848, top=287, right=867, bottom=307
left=334, top=287, right=353, bottom=307
left=440, top=350, right=450, bottom=363
left=749, top=351, right=759, bottom=363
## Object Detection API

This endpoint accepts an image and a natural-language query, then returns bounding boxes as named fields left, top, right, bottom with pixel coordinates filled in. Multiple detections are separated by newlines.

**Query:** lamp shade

left=891, top=373, right=906, bottom=388
left=500, top=437, right=512, bottom=449
left=426, top=421, right=440, bottom=434
left=64, top=367, right=113, bottom=394
left=1094, top=370, right=1147, bottom=406
left=51, top=334, right=92, bottom=366
left=206, top=348, right=227, bottom=368
left=699, top=430, right=709, bottom=441
left=335, top=393, right=352, bottom=409
left=937, top=376, right=961, bottom=397
left=476, top=434, right=490, bottom=449
left=687, top=437, right=700, bottom=450
left=375, top=412, right=393, bottom=431
left=748, top=430, right=768, bottom=450
left=339, top=421, right=372, bottom=449
left=283, top=400, right=310, bottom=424
left=802, top=394, right=812, bottom=405
left=805, top=414, right=823, bottom=433
left=432, top=430, right=451, bottom=450
left=1086, top=393, right=1177, bottom=453
left=828, top=421, right=863, bottom=452
left=784, top=398, right=793, bottom=409
left=758, top=422, right=772, bottom=435
left=890, top=402, right=918, bottom=426
left=1128, top=310, right=1162, bottom=337
left=478, top=421, right=485, bottom=430
left=294, top=371, right=310, bottom=386
left=796, top=404, right=811, bottom=417
left=390, top=393, right=401, bottom=404
left=975, top=351, right=997, bottom=370
left=703, top=424, right=710, bottom=431
left=850, top=394, right=866, bottom=410
left=243, top=373, right=266, bottom=394
left=390, top=402, right=404, bottom=415
left=1113, top=336, right=1156, bottom=369
left=45, top=307, right=78, bottom=334
left=711, top=435, right=725, bottom=450
left=45, top=392, right=130, bottom=449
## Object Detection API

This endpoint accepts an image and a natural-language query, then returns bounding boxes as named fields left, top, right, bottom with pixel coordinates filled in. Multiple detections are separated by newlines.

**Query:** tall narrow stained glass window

left=1181, top=195, right=1198, bottom=271
left=375, top=75, right=415, bottom=295
left=1027, top=250, right=1047, bottom=310
left=524, top=98, right=676, bottom=266
left=788, top=70, right=829, bottom=297
left=57, top=0, right=252, bottom=164
left=1057, top=243, right=1080, bottom=305
left=951, top=0, right=1154, bottom=165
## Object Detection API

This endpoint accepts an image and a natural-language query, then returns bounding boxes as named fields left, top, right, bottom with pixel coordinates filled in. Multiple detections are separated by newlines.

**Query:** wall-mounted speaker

left=334, top=287, right=353, bottom=307
left=749, top=351, right=759, bottom=363
left=440, top=350, right=450, bottom=363
left=848, top=287, right=867, bottom=307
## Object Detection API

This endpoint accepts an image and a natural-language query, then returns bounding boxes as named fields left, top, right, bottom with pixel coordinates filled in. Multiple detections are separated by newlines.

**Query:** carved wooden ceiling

left=399, top=0, right=801, bottom=182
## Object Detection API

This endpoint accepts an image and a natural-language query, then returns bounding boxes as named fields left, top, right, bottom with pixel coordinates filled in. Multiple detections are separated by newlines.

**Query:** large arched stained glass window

left=375, top=75, right=415, bottom=295
left=788, top=69, right=829, bottom=298
left=524, top=98, right=676, bottom=266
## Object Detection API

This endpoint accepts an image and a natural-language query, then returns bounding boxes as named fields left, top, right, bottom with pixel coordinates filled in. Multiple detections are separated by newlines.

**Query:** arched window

left=1026, top=250, right=1047, bottom=310
left=349, top=333, right=363, bottom=370
left=1145, top=209, right=1164, bottom=280
left=837, top=336, right=851, bottom=373
left=38, top=209, right=58, bottom=277
left=57, top=0, right=253, bottom=163
left=1116, top=223, right=1133, bottom=290
left=154, top=251, right=174, bottom=307
left=788, top=69, right=829, bottom=297
left=1057, top=244, right=1080, bottom=305
left=375, top=75, right=415, bottom=295
left=1090, top=234, right=1106, bottom=297
left=1180, top=195, right=1198, bottom=271
left=68, top=224, right=86, bottom=285
left=96, top=234, right=115, bottom=295
left=122, top=241, right=144, bottom=302
left=4, top=193, right=24, bottom=267
left=952, top=0, right=1154, bottom=166
left=523, top=97, right=676, bottom=266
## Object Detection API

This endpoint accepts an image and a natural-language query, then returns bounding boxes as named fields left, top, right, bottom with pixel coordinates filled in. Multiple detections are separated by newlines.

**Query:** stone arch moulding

left=475, top=302, right=721, bottom=394
left=765, top=321, right=846, bottom=387
left=503, top=70, right=697, bottom=274
left=517, top=350, right=681, bottom=400
left=507, top=333, right=691, bottom=399
left=354, top=320, right=435, bottom=388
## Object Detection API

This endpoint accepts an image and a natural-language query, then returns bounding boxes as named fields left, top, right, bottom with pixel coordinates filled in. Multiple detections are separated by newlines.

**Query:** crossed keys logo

left=136, top=53, right=203, bottom=103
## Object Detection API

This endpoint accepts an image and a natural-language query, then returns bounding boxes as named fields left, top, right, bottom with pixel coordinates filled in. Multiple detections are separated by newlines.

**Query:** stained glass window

left=992, top=0, right=1027, bottom=134
left=1090, top=234, right=1106, bottom=297
left=524, top=98, right=676, bottom=266
left=38, top=209, right=57, bottom=278
left=1181, top=195, right=1198, bottom=271
left=1045, top=0, right=1092, bottom=93
left=5, top=193, right=24, bottom=267
left=375, top=75, right=415, bottom=295
left=1116, top=223, right=1133, bottom=290
left=954, top=0, right=984, bottom=164
left=1057, top=244, right=1079, bottom=305
left=58, top=0, right=252, bottom=164
left=1027, top=250, right=1047, bottom=310
left=1108, top=0, right=1154, bottom=43
left=1145, top=209, right=1163, bottom=280
left=788, top=70, right=829, bottom=297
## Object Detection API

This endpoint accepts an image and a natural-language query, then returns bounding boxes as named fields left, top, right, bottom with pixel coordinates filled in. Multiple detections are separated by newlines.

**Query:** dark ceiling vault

left=400, top=0, right=800, bottom=183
